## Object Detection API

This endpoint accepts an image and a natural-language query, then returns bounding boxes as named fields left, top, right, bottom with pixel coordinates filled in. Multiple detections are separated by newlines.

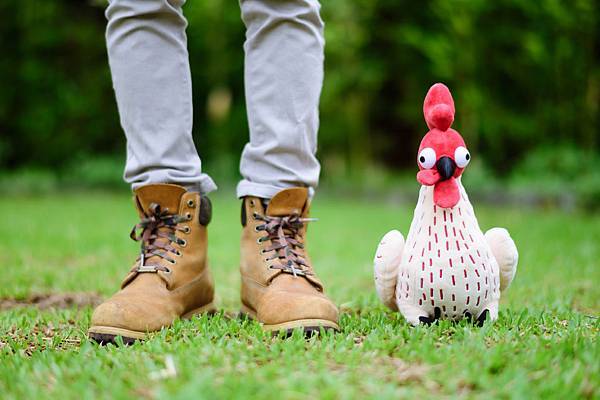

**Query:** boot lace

left=254, top=213, right=316, bottom=277
left=129, top=203, right=187, bottom=273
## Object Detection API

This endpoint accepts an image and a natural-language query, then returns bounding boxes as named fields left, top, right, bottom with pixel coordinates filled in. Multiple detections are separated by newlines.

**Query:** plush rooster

left=373, top=83, right=518, bottom=325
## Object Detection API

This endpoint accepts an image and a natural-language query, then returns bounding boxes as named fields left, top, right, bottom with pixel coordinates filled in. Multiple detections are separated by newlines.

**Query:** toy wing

left=374, top=230, right=405, bottom=311
left=485, top=228, right=518, bottom=291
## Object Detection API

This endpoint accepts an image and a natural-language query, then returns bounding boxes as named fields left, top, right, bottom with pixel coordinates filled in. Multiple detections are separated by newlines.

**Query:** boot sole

left=88, top=302, right=216, bottom=345
left=264, top=319, right=340, bottom=336
left=239, top=304, right=340, bottom=336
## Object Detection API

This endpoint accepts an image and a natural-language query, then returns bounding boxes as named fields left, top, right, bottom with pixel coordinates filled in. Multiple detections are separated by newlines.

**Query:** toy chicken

left=373, top=83, right=518, bottom=325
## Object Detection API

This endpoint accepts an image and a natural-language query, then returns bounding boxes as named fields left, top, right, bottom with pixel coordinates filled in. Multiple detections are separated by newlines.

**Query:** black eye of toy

left=454, top=146, right=470, bottom=168
left=418, top=148, right=436, bottom=169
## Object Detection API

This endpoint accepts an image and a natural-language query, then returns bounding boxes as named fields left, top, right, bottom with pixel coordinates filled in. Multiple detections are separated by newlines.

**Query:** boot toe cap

left=256, top=290, right=339, bottom=326
left=90, top=298, right=175, bottom=333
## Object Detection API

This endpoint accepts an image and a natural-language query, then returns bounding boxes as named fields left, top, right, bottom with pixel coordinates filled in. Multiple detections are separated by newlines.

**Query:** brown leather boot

left=88, top=184, right=215, bottom=344
left=240, top=187, right=339, bottom=334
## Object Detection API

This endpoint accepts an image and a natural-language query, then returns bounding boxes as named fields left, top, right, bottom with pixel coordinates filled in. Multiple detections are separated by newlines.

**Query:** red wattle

left=433, top=178, right=460, bottom=208
left=417, top=169, right=440, bottom=186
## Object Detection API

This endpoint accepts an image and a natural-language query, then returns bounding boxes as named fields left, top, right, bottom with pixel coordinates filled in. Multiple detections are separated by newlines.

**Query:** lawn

left=0, top=190, right=598, bottom=399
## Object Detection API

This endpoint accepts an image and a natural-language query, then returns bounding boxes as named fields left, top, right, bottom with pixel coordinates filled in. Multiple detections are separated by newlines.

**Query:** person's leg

left=89, top=0, right=216, bottom=344
left=237, top=0, right=324, bottom=199
left=237, top=0, right=339, bottom=334
left=107, top=0, right=216, bottom=193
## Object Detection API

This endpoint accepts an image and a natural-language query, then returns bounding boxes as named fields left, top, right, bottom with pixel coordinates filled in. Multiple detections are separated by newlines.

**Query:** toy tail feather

left=485, top=228, right=518, bottom=291
left=374, top=230, right=404, bottom=311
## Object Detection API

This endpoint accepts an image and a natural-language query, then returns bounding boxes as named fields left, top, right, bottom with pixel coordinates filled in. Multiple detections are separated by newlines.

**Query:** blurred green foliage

left=0, top=0, right=597, bottom=197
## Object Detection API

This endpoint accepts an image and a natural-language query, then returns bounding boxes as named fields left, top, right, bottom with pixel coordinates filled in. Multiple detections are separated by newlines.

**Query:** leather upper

left=91, top=184, right=214, bottom=332
left=239, top=187, right=338, bottom=326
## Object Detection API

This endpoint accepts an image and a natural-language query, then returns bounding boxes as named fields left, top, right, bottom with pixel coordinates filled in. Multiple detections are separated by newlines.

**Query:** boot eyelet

left=256, top=238, right=262, bottom=244
left=250, top=200, right=255, bottom=208
left=252, top=212, right=259, bottom=220
left=183, top=226, right=191, bottom=234
left=168, top=259, right=176, bottom=265
left=175, top=250, right=182, bottom=257
left=187, top=199, right=195, bottom=208
left=185, top=212, right=192, bottom=220
left=260, top=249, right=266, bottom=255
left=164, top=267, right=172, bottom=273
left=179, top=239, right=187, bottom=247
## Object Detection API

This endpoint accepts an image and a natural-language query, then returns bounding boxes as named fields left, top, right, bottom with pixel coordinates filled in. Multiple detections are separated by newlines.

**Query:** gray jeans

left=106, top=0, right=323, bottom=198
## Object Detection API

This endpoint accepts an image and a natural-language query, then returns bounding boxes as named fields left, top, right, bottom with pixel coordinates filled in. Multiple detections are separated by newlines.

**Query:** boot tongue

left=266, top=187, right=308, bottom=217
left=134, top=184, right=186, bottom=215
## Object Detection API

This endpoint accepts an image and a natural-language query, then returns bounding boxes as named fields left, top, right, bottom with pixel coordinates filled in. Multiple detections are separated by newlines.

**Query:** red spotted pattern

left=397, top=187, right=500, bottom=319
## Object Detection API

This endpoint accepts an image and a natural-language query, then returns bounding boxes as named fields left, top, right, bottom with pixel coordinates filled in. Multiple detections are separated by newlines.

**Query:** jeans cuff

left=236, top=179, right=315, bottom=199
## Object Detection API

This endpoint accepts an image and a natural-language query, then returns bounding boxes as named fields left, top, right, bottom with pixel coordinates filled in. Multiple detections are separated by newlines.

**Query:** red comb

left=423, top=83, right=455, bottom=132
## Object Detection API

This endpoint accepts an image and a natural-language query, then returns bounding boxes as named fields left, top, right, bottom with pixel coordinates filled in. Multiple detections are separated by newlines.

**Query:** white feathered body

left=397, top=181, right=499, bottom=320
left=374, top=178, right=518, bottom=325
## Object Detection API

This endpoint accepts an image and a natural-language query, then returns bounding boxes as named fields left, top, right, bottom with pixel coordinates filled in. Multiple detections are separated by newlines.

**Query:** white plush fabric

left=374, top=179, right=518, bottom=325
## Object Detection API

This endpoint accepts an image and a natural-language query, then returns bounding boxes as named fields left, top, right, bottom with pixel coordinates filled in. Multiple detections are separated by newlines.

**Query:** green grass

left=0, top=190, right=598, bottom=399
